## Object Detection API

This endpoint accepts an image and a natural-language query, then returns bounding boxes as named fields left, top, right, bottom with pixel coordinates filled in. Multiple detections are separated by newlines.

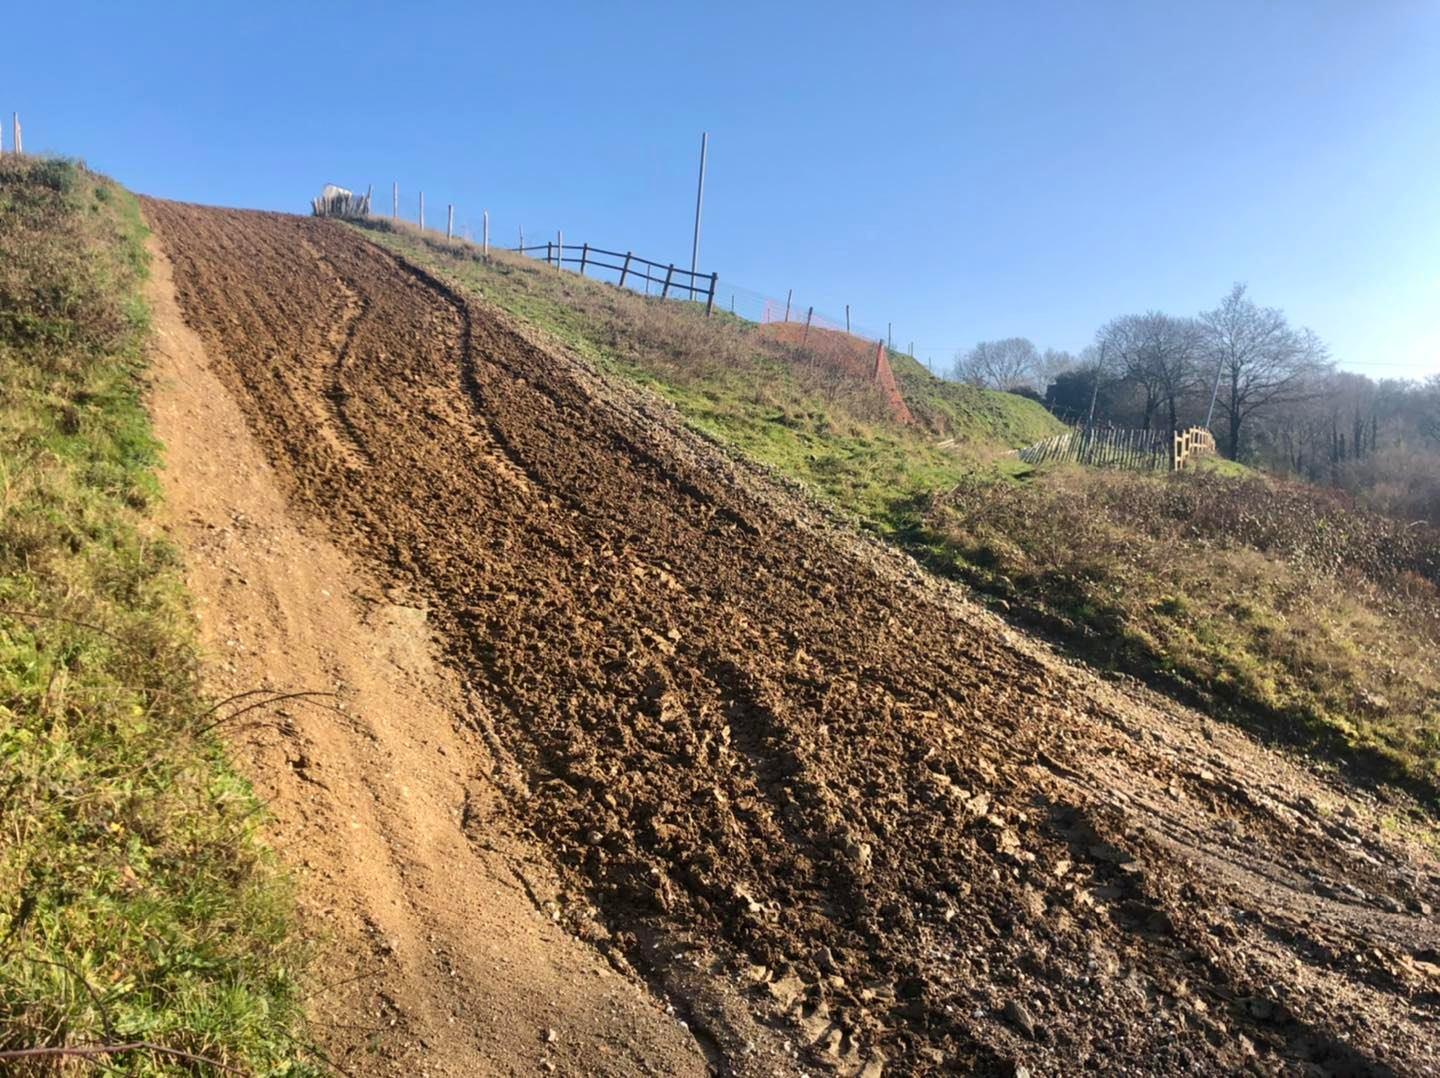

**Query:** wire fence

left=367, top=178, right=951, bottom=378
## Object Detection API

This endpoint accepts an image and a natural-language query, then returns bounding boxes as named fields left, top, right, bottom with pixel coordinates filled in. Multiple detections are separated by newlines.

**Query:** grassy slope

left=356, top=221, right=1061, bottom=536
left=358, top=223, right=1440, bottom=800
left=0, top=160, right=309, bottom=1073
left=923, top=467, right=1440, bottom=793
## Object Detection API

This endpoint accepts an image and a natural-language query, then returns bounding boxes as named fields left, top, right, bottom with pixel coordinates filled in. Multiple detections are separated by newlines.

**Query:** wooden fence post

left=518, top=226, right=524, bottom=253
left=784, top=289, right=792, bottom=323
left=579, top=243, right=589, bottom=276
left=483, top=211, right=489, bottom=258
left=392, top=181, right=398, bottom=220
left=419, top=192, right=425, bottom=231
left=546, top=241, right=553, bottom=266
left=705, top=272, right=718, bottom=317
left=661, top=264, right=675, bottom=298
left=12, top=114, right=20, bottom=155
left=447, top=204, right=454, bottom=241
left=802, top=306, right=814, bottom=346
left=618, top=252, right=632, bottom=288
left=845, top=304, right=851, bottom=333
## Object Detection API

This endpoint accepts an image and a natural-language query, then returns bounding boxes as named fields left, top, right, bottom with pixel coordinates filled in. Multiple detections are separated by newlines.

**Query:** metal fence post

left=661, top=264, right=674, bottom=298
left=618, top=252, right=632, bottom=288
left=705, top=272, right=718, bottom=317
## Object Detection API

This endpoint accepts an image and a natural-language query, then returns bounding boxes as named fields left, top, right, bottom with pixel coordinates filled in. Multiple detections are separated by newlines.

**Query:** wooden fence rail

left=515, top=241, right=719, bottom=314
left=1018, top=425, right=1217, bottom=472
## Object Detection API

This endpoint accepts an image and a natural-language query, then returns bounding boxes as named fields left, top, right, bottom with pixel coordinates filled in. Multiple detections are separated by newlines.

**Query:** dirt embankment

left=144, top=199, right=1440, bottom=1077
left=143, top=234, right=711, bottom=1076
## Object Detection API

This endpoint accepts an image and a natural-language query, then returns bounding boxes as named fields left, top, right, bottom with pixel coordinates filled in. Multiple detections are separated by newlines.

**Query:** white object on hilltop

left=312, top=182, right=372, bottom=219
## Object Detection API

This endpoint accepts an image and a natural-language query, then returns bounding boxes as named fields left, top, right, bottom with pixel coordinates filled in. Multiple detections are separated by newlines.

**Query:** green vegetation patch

left=0, top=159, right=310, bottom=1074
left=923, top=466, right=1440, bottom=792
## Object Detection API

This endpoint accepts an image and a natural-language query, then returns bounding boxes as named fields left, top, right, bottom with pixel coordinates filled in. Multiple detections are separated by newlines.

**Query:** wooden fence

left=1019, top=425, right=1217, bottom=472
left=516, top=240, right=719, bottom=314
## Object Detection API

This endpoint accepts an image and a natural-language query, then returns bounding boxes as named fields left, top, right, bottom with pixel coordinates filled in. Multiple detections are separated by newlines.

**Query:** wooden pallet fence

left=515, top=241, right=719, bottom=314
left=1172, top=426, right=1217, bottom=471
left=1018, top=426, right=1216, bottom=472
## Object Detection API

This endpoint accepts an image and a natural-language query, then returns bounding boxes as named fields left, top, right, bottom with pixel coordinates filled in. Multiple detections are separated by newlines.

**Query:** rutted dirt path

left=144, top=201, right=1440, bottom=1076
left=143, top=235, right=711, bottom=1076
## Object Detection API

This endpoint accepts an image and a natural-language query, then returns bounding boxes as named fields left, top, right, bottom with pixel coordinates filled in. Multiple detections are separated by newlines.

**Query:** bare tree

left=1098, top=313, right=1203, bottom=430
left=953, top=337, right=1041, bottom=391
left=1199, top=284, right=1329, bottom=458
left=1039, top=348, right=1078, bottom=385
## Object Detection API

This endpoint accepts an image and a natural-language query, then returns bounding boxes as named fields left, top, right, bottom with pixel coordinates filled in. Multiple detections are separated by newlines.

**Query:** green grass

left=354, top=220, right=1061, bottom=535
left=0, top=159, right=312, bottom=1074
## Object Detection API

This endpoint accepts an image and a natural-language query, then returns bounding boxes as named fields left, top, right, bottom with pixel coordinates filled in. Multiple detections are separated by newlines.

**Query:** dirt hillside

left=143, top=235, right=713, bottom=1077
left=143, top=200, right=1440, bottom=1076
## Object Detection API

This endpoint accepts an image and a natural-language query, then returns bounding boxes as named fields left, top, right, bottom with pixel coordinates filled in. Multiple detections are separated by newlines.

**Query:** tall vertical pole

left=690, top=132, right=708, bottom=280
left=419, top=192, right=425, bottom=231
left=483, top=211, right=489, bottom=259
left=392, top=181, right=398, bottom=220
left=887, top=322, right=893, bottom=350
left=12, top=113, right=21, bottom=155
left=447, top=204, right=454, bottom=241
left=784, top=289, right=792, bottom=323
left=845, top=305, right=851, bottom=333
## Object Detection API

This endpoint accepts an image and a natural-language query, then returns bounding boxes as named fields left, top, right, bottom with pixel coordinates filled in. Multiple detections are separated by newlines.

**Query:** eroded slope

left=144, top=200, right=1440, bottom=1076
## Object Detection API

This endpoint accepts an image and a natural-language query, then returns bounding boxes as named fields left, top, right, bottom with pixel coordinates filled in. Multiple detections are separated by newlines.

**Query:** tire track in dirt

left=143, top=232, right=714, bottom=1077
left=145, top=199, right=1440, bottom=1076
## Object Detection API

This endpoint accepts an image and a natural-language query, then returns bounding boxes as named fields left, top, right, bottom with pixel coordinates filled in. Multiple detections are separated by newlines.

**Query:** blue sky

left=8, top=1, right=1439, bottom=379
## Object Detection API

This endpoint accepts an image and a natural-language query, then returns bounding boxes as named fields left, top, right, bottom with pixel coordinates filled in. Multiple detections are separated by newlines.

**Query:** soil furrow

left=144, top=200, right=1440, bottom=1076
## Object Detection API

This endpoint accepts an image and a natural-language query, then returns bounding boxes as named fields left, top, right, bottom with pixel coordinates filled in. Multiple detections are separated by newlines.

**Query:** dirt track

left=144, top=200, right=1440, bottom=1076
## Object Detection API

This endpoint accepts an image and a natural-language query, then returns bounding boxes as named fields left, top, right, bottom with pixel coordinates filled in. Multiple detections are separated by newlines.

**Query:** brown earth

left=143, top=199, right=1440, bottom=1076
left=143, top=236, right=714, bottom=1076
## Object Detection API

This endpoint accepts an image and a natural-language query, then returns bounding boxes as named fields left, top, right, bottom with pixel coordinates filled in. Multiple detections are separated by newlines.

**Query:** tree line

left=953, top=285, right=1440, bottom=521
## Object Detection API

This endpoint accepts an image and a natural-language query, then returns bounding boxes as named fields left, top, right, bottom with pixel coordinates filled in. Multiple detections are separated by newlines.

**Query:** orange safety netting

left=758, top=321, right=914, bottom=425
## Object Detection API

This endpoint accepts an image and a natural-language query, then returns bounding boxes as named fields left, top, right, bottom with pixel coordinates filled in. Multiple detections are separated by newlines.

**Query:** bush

left=925, top=467, right=1440, bottom=791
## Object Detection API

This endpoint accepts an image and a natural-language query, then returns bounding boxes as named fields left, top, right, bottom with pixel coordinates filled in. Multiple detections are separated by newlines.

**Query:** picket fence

left=1018, top=426, right=1217, bottom=472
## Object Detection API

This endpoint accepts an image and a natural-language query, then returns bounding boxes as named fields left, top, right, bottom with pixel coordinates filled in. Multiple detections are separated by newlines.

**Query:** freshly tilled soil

left=145, top=200, right=1440, bottom=1076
